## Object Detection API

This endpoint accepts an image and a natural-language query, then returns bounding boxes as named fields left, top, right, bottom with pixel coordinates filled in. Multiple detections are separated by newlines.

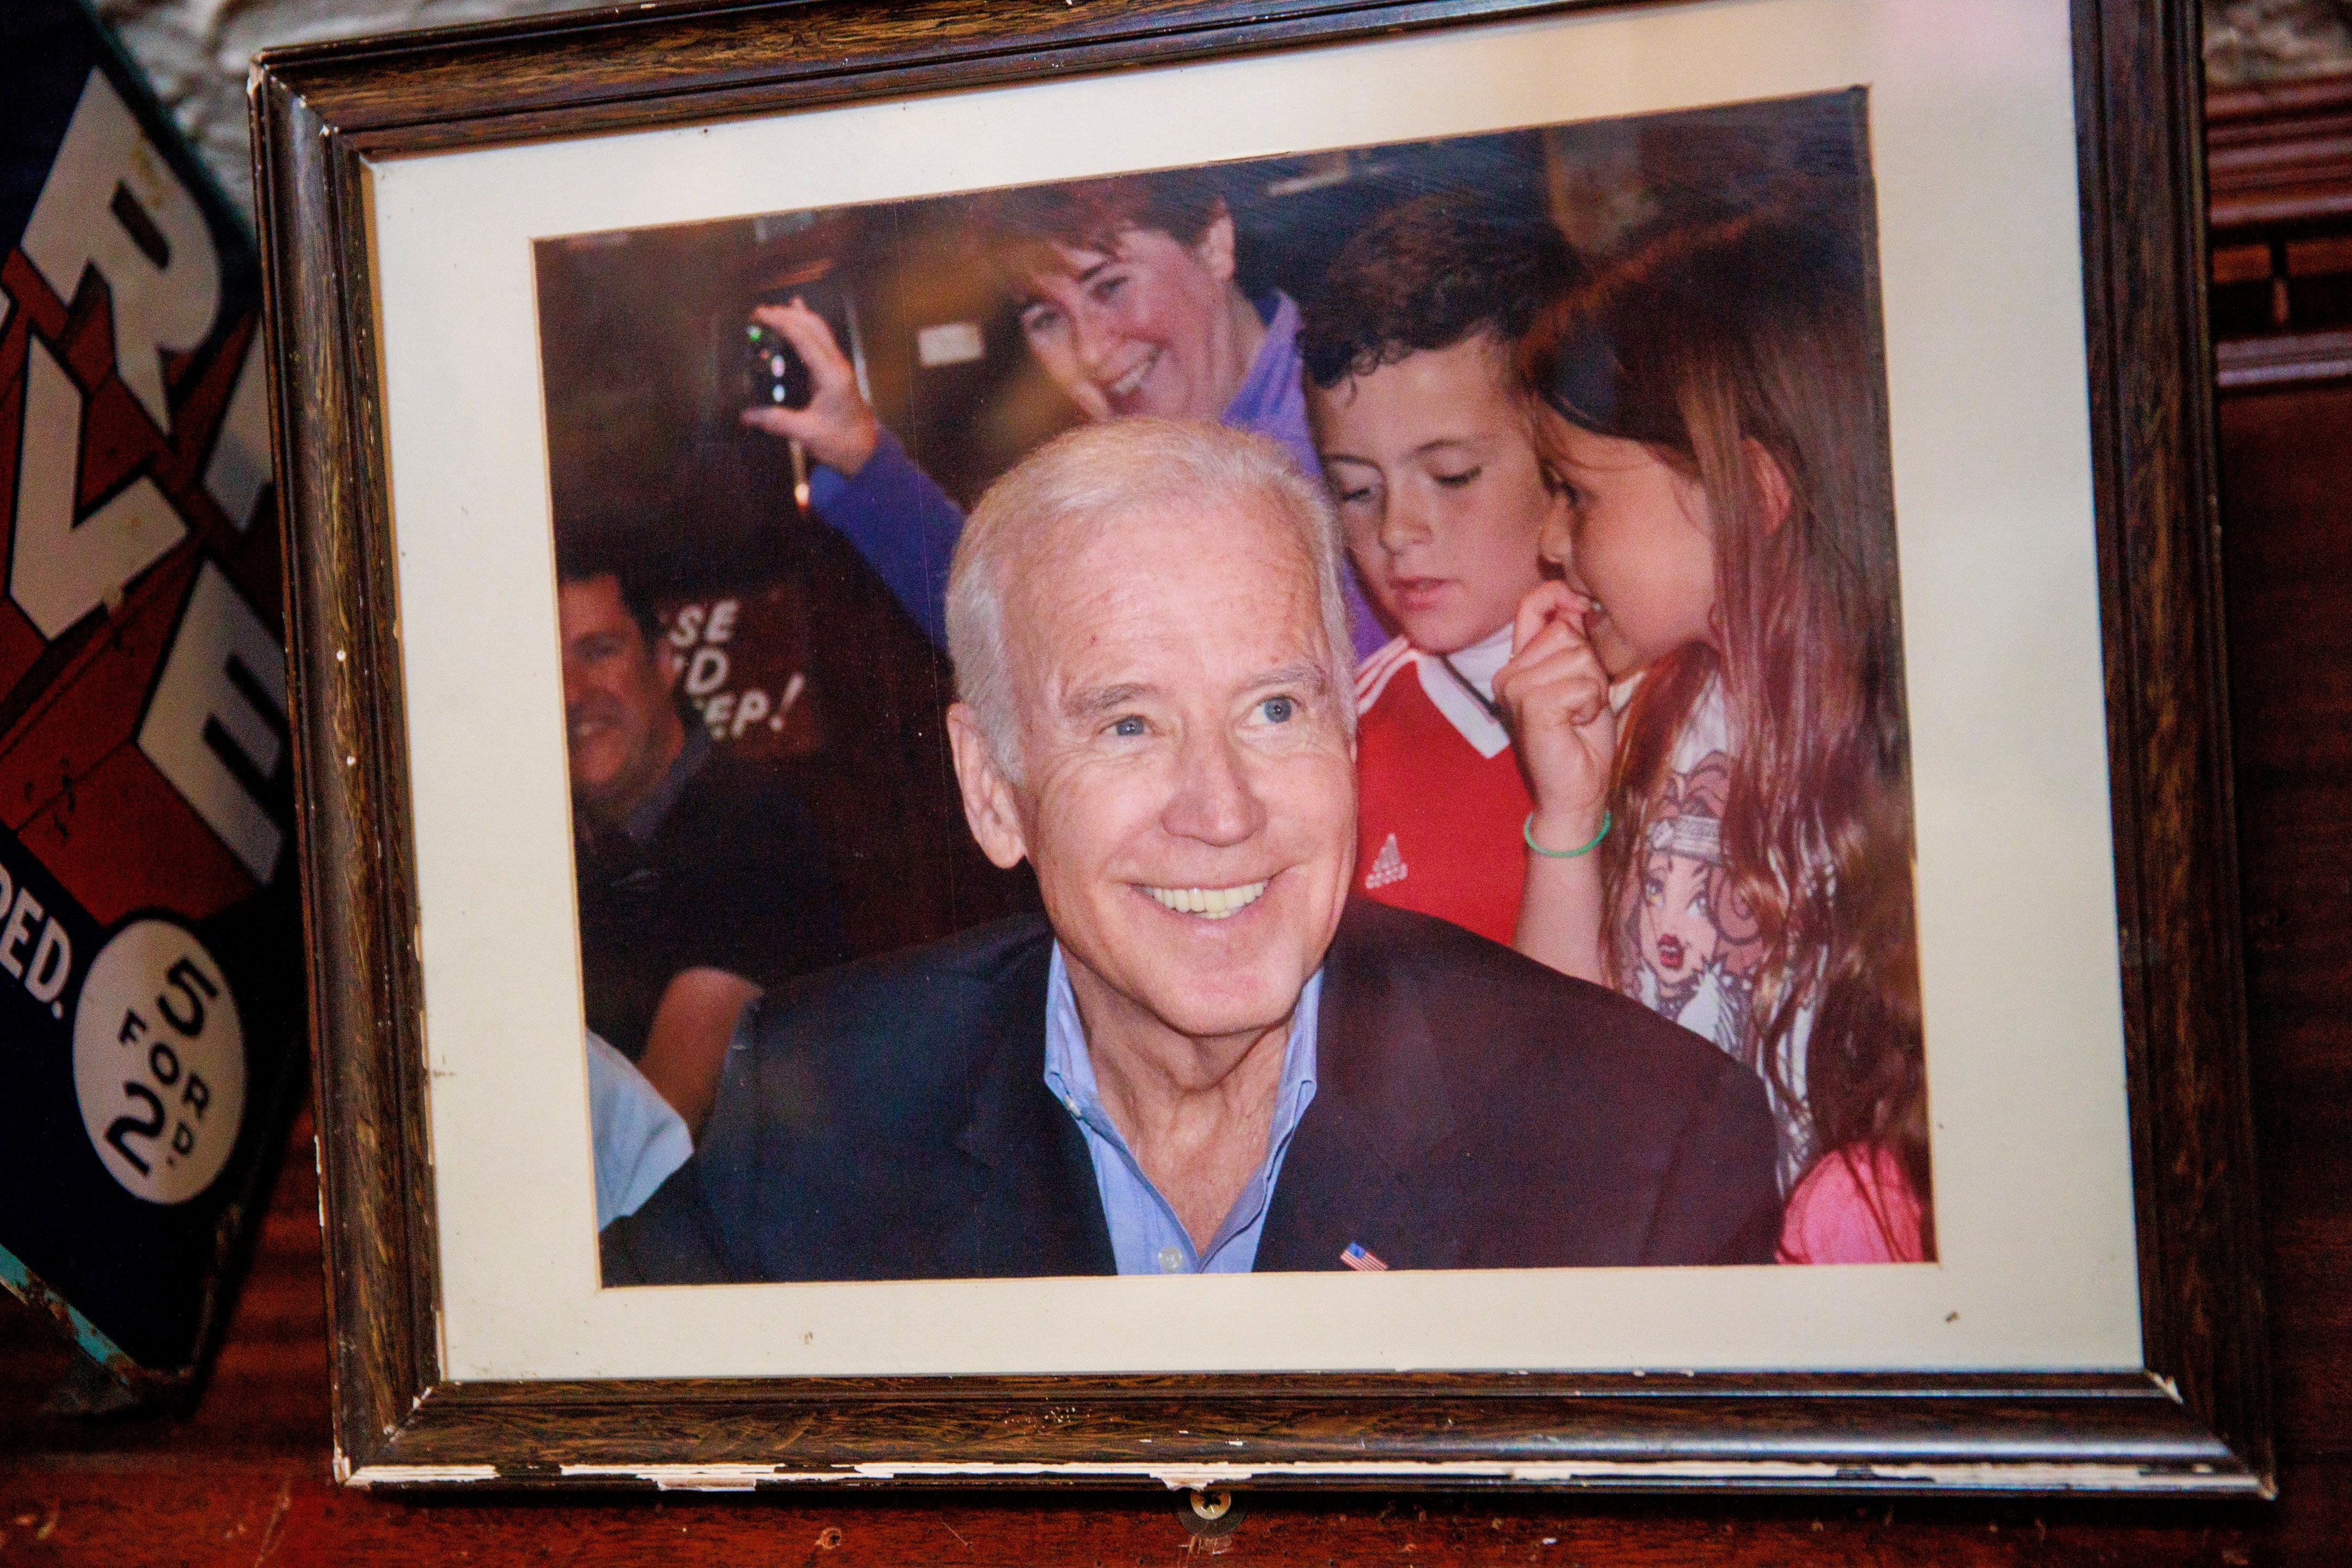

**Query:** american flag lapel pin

left=1341, top=1241, right=1388, bottom=1272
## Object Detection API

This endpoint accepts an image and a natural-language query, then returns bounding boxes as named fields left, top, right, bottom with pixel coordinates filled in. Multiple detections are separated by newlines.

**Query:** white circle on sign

left=72, top=920, right=246, bottom=1205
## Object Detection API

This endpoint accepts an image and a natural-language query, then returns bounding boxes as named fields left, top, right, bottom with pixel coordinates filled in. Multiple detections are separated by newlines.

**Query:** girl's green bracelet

left=1523, top=810, right=1612, bottom=860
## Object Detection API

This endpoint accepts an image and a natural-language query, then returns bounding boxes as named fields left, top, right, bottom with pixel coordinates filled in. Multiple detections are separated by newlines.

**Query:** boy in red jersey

left=1300, top=198, right=1580, bottom=948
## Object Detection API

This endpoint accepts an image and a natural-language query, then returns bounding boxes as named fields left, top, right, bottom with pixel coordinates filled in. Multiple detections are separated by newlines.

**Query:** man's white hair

left=945, top=418, right=1355, bottom=783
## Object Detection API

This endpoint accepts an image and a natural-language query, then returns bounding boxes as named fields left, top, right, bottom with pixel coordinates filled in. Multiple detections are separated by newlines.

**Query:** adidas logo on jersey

left=1363, top=832, right=1408, bottom=890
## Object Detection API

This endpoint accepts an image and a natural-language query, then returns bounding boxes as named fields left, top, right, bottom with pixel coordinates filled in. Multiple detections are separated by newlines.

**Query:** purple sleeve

left=805, top=429, right=959, bottom=648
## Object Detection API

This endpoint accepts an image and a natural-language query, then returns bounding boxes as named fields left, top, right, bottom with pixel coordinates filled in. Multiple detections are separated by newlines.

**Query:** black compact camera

left=740, top=264, right=862, bottom=413
left=744, top=317, right=813, bottom=410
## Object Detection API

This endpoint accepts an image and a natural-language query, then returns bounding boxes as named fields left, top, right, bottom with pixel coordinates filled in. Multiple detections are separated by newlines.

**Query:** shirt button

left=1157, top=1246, right=1186, bottom=1274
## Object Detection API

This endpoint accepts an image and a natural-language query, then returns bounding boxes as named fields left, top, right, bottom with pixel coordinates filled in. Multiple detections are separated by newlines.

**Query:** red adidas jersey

left=1352, top=637, right=1534, bottom=948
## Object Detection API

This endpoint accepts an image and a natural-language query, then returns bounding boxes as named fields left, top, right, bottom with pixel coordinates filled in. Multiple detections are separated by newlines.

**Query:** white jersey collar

left=1413, top=623, right=1515, bottom=760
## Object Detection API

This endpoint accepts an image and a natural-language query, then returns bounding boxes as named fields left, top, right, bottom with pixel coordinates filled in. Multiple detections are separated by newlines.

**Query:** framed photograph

left=251, top=0, right=2266, bottom=1491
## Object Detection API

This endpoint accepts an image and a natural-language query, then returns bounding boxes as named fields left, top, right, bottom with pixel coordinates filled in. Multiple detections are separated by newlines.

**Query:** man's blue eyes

left=1104, top=698, right=1295, bottom=737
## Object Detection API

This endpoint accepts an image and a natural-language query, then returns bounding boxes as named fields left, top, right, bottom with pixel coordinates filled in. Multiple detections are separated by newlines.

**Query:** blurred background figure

left=558, top=530, right=848, bottom=1133
left=734, top=168, right=1391, bottom=657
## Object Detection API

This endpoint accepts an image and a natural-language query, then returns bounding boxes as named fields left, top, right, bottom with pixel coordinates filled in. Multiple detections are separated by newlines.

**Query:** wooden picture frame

left=249, top=0, right=2266, bottom=1492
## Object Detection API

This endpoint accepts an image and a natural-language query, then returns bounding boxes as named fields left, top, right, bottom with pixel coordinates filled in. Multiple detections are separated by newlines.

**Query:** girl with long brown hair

left=1493, top=209, right=1930, bottom=1263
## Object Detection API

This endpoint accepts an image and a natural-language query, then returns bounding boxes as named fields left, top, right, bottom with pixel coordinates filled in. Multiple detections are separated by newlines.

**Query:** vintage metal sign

left=0, top=0, right=302, bottom=1386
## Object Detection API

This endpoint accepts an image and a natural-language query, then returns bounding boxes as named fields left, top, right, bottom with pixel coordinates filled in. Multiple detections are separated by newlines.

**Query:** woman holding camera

left=742, top=170, right=1386, bottom=656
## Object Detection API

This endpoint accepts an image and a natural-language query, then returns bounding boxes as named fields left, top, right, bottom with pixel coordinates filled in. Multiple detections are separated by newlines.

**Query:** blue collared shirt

left=586, top=1031, right=692, bottom=1229
left=1040, top=945, right=1321, bottom=1275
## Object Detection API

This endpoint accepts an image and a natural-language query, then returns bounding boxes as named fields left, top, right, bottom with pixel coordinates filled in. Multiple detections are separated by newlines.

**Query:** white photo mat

left=364, top=0, right=2140, bottom=1382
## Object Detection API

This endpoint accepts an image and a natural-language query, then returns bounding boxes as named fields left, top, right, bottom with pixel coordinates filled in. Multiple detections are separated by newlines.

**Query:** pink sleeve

left=1776, top=1145, right=1927, bottom=1265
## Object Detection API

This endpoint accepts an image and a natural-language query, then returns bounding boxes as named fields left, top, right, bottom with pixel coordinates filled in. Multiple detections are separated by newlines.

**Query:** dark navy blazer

left=599, top=900, right=1782, bottom=1283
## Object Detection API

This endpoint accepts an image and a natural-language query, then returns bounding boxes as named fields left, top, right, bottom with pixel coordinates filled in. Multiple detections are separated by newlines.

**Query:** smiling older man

left=600, top=420, right=1778, bottom=1283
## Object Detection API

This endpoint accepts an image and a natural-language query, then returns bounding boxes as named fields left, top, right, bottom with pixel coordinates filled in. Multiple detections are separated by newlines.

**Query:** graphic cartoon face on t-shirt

left=1623, top=753, right=1764, bottom=1053
left=1639, top=824, right=1721, bottom=1001
left=1612, top=682, right=1820, bottom=1191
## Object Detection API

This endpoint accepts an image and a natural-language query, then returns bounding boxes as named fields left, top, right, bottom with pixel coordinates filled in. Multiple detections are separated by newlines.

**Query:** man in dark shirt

left=559, top=538, right=846, bottom=1131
